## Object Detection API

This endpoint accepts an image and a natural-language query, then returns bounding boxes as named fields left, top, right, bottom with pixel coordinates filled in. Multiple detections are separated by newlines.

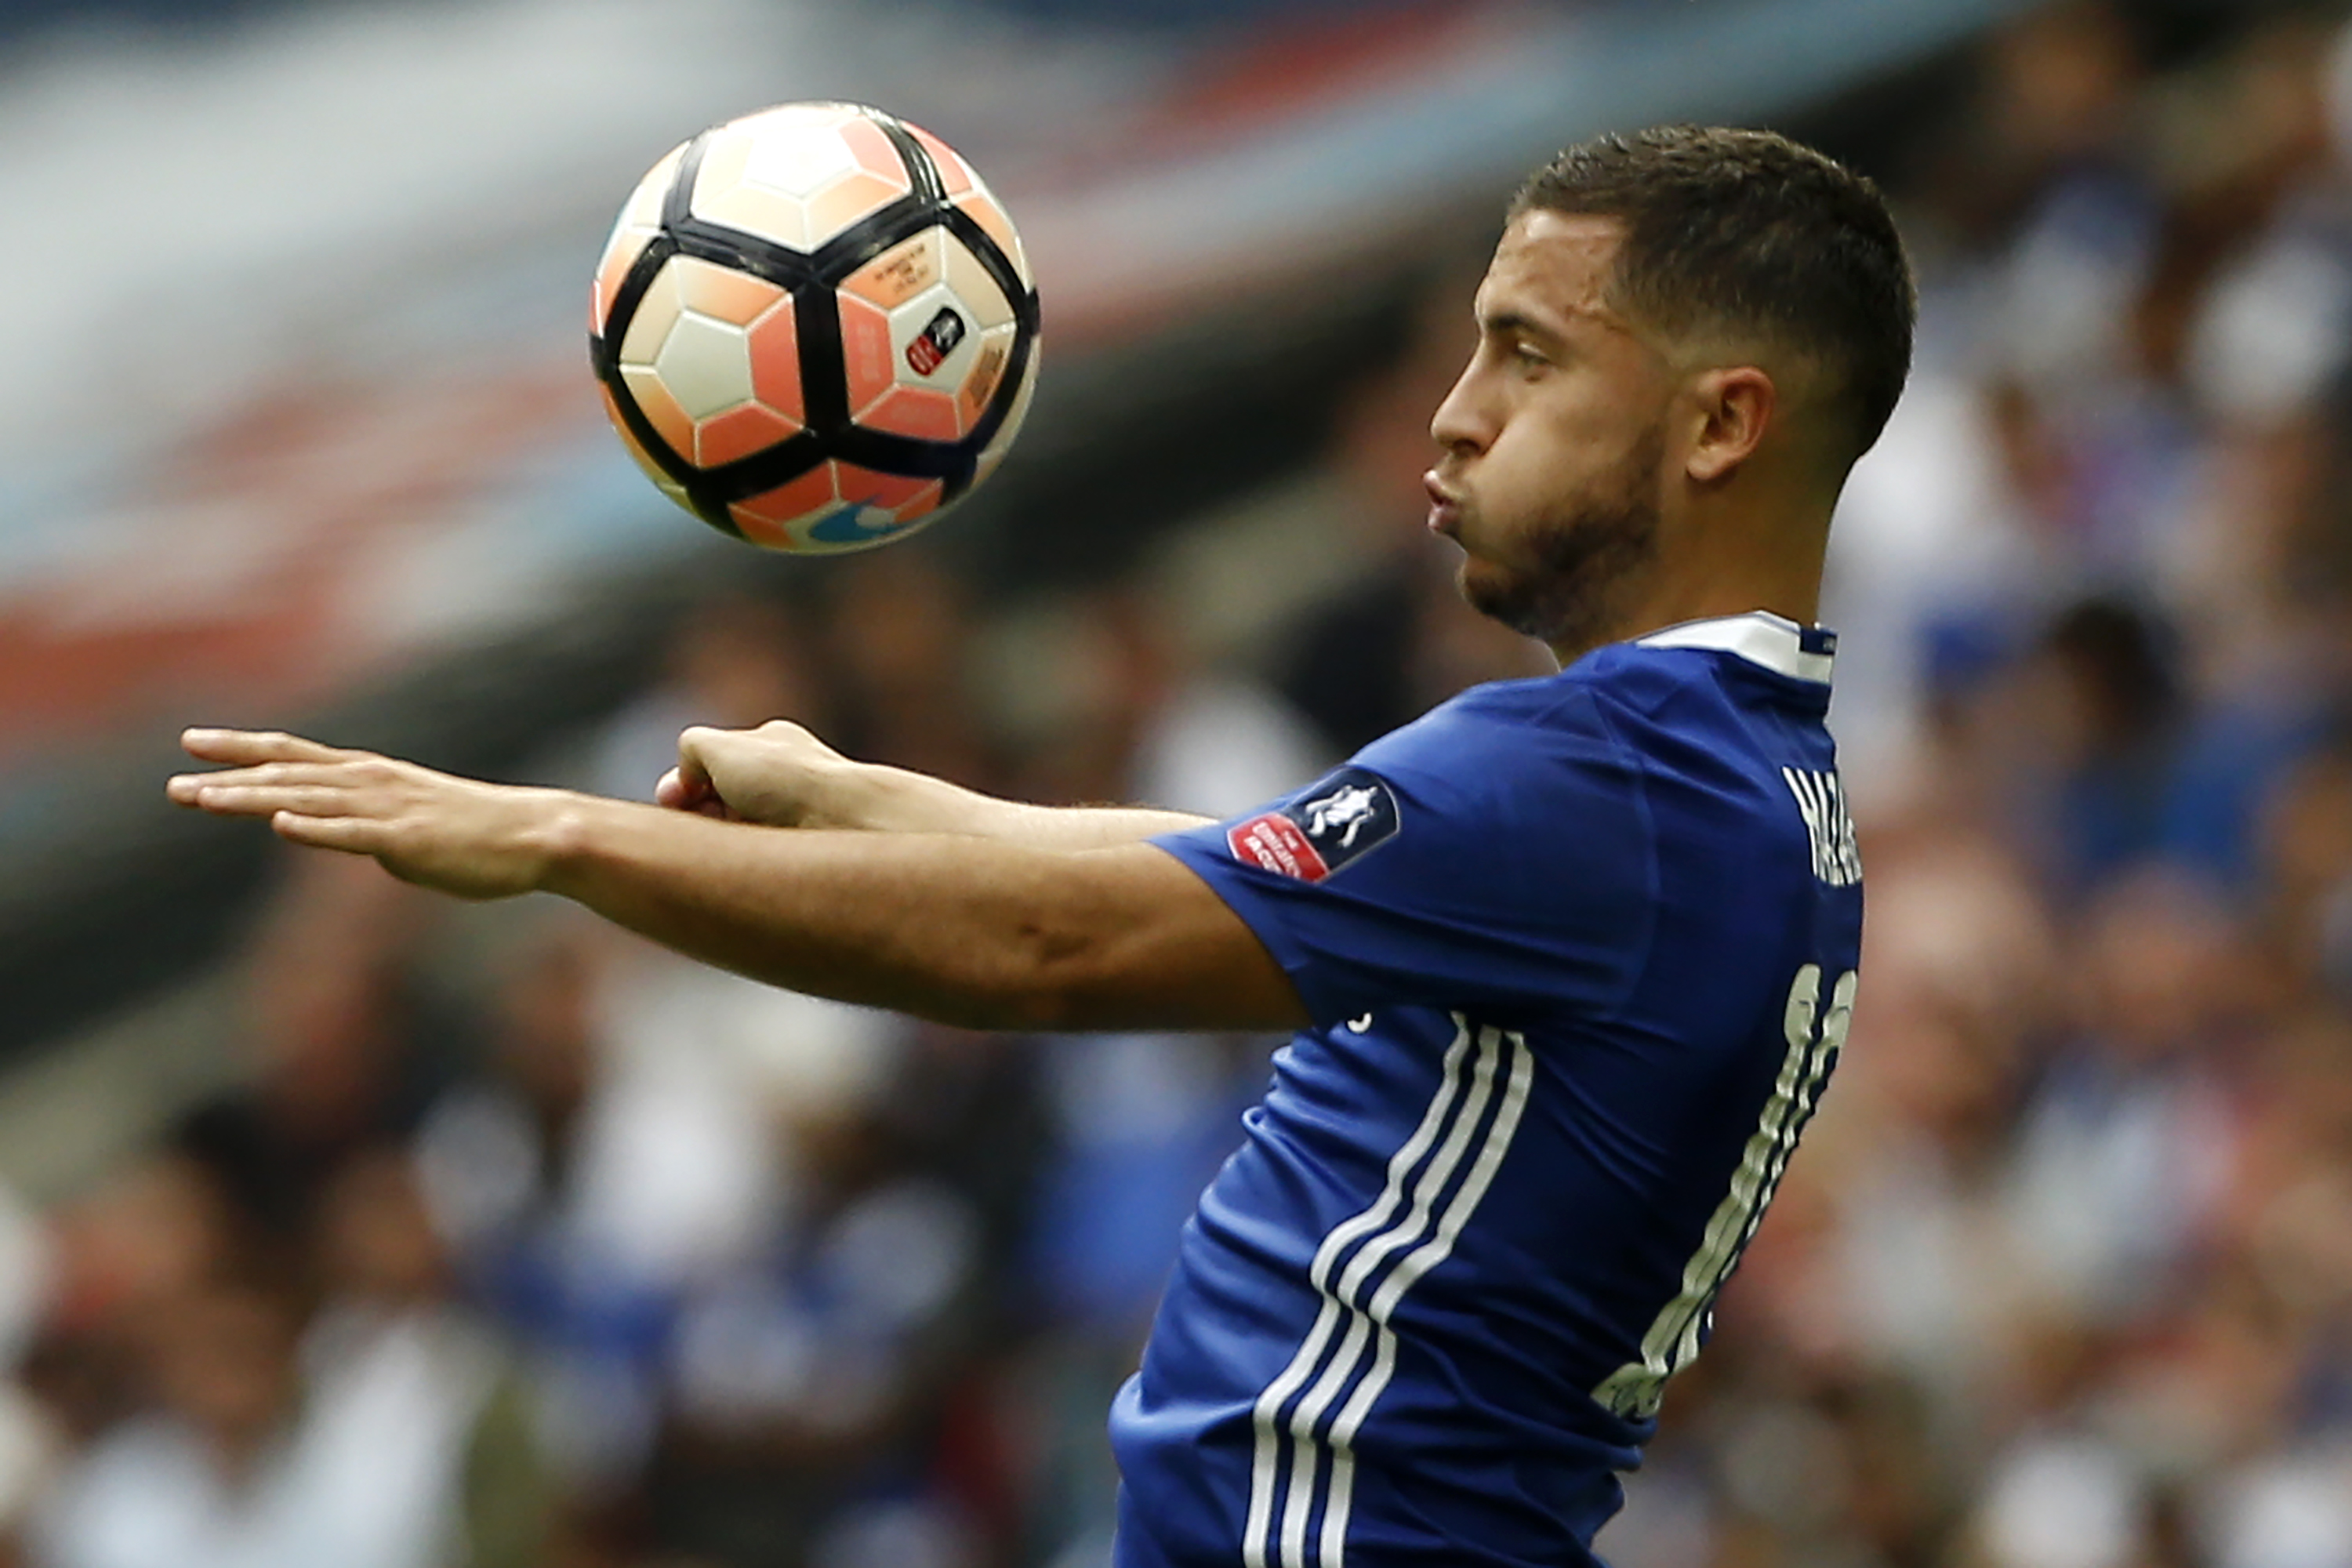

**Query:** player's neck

left=1543, top=502, right=1830, bottom=668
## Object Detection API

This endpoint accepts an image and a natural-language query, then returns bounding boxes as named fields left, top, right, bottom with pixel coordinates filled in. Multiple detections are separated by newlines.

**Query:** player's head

left=1428, top=124, right=1915, bottom=655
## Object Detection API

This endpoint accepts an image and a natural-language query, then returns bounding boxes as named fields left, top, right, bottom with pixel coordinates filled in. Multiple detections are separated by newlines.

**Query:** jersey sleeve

left=1151, top=684, right=1656, bottom=1028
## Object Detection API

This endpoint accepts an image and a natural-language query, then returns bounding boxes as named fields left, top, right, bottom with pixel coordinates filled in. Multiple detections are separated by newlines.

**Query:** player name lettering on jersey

left=1780, top=767, right=1860, bottom=887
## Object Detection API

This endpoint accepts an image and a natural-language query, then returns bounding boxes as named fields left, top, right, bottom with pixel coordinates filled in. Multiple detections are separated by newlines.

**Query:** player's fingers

left=676, top=728, right=735, bottom=800
left=183, top=784, right=357, bottom=819
left=675, top=728, right=720, bottom=784
left=180, top=728, right=357, bottom=766
left=656, top=766, right=739, bottom=819
left=167, top=761, right=365, bottom=804
left=269, top=811, right=387, bottom=854
left=166, top=769, right=278, bottom=806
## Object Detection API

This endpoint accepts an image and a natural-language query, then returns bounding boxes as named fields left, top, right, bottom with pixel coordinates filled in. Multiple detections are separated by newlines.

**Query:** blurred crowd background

left=0, top=0, right=2349, bottom=1565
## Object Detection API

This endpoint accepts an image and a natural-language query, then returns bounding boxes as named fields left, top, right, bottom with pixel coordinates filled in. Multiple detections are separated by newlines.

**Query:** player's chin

left=1454, top=554, right=1513, bottom=616
left=1456, top=557, right=1555, bottom=641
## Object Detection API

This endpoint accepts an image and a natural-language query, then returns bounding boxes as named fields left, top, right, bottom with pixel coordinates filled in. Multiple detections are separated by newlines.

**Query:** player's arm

left=658, top=719, right=1210, bottom=848
left=167, top=729, right=1302, bottom=1033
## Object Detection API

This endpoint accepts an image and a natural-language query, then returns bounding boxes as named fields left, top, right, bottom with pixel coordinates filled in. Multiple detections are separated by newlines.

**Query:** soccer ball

left=590, top=103, right=1040, bottom=554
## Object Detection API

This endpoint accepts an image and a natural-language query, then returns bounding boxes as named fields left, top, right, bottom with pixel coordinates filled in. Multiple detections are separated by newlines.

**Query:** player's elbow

left=946, top=918, right=1129, bottom=1033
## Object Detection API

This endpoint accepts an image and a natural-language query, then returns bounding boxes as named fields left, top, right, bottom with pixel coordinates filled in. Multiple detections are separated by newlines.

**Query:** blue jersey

left=1113, top=612, right=1863, bottom=1568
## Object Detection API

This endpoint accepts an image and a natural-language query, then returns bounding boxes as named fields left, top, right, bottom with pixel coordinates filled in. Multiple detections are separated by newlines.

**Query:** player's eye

left=1512, top=341, right=1551, bottom=372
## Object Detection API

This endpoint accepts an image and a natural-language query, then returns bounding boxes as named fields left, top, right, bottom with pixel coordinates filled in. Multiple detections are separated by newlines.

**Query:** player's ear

left=1682, top=365, right=1775, bottom=485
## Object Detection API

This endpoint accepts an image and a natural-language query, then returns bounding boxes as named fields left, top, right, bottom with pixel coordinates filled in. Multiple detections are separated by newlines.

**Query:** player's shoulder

left=1336, top=671, right=1650, bottom=884
left=1356, top=668, right=1626, bottom=788
left=1574, top=615, right=1848, bottom=868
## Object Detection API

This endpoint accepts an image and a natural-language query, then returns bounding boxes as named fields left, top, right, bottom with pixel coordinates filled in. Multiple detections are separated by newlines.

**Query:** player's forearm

left=540, top=795, right=1145, bottom=1029
left=673, top=721, right=1210, bottom=844
left=837, top=762, right=1210, bottom=848
left=169, top=729, right=1304, bottom=1033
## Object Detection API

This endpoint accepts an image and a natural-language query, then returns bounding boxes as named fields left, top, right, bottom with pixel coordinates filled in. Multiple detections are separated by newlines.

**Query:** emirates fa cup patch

left=1227, top=768, right=1400, bottom=882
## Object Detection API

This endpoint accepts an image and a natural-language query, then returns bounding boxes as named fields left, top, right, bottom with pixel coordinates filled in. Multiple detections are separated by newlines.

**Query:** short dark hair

left=1512, top=125, right=1916, bottom=463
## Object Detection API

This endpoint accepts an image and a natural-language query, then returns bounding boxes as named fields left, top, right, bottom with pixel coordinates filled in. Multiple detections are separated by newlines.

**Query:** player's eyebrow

left=1483, top=299, right=1639, bottom=351
left=1479, top=307, right=1568, bottom=346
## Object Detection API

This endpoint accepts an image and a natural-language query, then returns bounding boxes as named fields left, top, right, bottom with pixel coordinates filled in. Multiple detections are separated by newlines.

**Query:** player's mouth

left=1425, top=472, right=1466, bottom=539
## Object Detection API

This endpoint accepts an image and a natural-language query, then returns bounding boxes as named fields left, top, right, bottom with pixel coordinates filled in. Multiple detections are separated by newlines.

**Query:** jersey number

left=1591, top=963, right=1855, bottom=1420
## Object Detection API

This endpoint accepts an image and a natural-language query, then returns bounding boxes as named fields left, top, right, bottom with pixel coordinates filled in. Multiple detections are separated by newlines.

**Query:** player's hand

left=658, top=719, right=859, bottom=829
left=166, top=729, right=575, bottom=901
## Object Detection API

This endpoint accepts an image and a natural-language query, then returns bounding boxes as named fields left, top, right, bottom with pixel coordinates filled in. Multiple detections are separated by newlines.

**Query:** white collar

left=1633, top=612, right=1835, bottom=684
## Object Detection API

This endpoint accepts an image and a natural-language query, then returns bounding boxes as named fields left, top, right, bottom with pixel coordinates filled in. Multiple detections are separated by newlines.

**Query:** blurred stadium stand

left=0, top=0, right=2032, bottom=1071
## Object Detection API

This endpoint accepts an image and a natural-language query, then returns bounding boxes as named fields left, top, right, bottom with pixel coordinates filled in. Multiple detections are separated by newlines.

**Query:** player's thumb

left=672, top=727, right=729, bottom=805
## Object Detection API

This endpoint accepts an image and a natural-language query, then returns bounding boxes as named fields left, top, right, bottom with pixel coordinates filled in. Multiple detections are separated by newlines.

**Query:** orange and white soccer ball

left=590, top=103, right=1040, bottom=554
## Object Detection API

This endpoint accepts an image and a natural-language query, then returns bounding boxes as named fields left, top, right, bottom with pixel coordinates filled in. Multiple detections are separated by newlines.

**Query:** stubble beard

left=1458, top=422, right=1664, bottom=654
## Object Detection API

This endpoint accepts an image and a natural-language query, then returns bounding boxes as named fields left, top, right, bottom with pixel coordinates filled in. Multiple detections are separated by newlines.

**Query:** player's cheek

left=1467, top=454, right=1535, bottom=554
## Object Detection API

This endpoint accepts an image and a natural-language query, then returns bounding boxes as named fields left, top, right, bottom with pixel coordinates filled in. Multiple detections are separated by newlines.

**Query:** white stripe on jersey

left=1244, top=1018, right=1533, bottom=1568
left=1243, top=1016, right=1479, bottom=1568
left=1276, top=1025, right=1506, bottom=1567
left=1319, top=1029, right=1533, bottom=1566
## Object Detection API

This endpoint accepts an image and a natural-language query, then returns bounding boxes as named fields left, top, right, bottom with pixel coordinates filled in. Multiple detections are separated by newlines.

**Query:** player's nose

left=1428, top=362, right=1494, bottom=456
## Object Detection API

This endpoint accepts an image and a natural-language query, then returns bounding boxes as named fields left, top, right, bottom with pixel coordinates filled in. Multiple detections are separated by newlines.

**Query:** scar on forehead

left=1486, top=215, right=1631, bottom=317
